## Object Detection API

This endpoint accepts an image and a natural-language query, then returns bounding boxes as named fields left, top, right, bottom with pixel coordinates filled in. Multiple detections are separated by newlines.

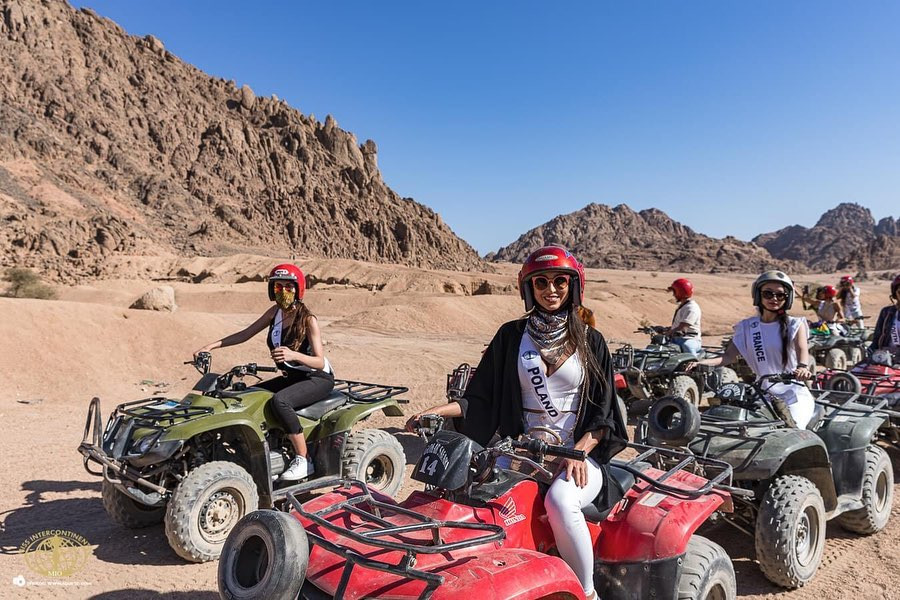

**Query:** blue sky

left=71, top=1, right=900, bottom=254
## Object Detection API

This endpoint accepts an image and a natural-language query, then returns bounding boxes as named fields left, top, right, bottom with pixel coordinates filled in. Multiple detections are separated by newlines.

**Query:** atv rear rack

left=284, top=476, right=505, bottom=600
left=333, top=380, right=409, bottom=404
left=621, top=442, right=748, bottom=500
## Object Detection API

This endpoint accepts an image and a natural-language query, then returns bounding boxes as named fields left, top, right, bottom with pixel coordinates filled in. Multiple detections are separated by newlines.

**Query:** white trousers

left=769, top=382, right=816, bottom=429
left=544, top=457, right=604, bottom=596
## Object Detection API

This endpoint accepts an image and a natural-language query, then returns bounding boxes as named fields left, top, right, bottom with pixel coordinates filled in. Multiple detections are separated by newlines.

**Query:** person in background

left=871, top=274, right=900, bottom=361
left=800, top=285, right=844, bottom=333
left=838, top=275, right=865, bottom=329
left=666, top=278, right=702, bottom=356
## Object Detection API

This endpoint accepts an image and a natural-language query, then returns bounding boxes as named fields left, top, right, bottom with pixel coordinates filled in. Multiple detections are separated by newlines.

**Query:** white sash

left=271, top=309, right=283, bottom=347
left=520, top=340, right=564, bottom=419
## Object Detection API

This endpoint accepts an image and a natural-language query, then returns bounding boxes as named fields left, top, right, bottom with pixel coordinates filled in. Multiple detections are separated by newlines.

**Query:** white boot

left=281, top=455, right=314, bottom=481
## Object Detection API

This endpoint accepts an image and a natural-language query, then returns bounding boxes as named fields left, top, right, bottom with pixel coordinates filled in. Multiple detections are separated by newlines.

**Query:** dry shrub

left=3, top=268, right=57, bottom=300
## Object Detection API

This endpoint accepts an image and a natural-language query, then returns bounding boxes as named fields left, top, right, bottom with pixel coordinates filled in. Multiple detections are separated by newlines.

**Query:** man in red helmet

left=666, top=278, right=702, bottom=355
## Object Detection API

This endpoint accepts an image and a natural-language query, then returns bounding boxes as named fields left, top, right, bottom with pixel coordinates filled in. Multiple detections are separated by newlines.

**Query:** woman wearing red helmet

left=194, top=263, right=334, bottom=481
left=838, top=275, right=865, bottom=328
left=801, top=285, right=845, bottom=332
left=871, top=274, right=900, bottom=360
left=666, top=278, right=702, bottom=355
left=406, top=246, right=627, bottom=600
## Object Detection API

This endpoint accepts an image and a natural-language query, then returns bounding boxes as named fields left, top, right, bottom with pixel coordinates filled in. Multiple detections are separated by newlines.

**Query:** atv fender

left=816, top=415, right=884, bottom=500
left=310, top=399, right=404, bottom=441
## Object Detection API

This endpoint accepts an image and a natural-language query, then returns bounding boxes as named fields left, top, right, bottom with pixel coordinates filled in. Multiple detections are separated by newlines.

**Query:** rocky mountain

left=490, top=203, right=794, bottom=273
left=0, top=0, right=483, bottom=282
left=753, top=203, right=900, bottom=272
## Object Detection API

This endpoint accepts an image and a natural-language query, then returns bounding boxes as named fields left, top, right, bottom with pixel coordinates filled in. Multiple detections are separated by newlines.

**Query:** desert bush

left=2, top=268, right=57, bottom=299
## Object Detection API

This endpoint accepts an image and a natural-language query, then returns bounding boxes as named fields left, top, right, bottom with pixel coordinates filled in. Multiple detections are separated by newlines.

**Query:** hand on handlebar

left=793, top=366, right=812, bottom=381
left=684, top=360, right=700, bottom=372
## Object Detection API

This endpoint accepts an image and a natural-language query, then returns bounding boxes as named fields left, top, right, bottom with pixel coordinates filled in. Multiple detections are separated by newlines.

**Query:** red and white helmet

left=840, top=275, right=854, bottom=287
left=821, top=285, right=837, bottom=299
left=518, top=246, right=585, bottom=311
left=267, top=263, right=306, bottom=301
left=668, top=278, right=694, bottom=301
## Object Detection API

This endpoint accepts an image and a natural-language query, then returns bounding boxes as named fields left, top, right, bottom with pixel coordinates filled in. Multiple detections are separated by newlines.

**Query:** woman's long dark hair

left=284, top=302, right=313, bottom=351
left=563, top=303, right=606, bottom=391
left=757, top=289, right=791, bottom=370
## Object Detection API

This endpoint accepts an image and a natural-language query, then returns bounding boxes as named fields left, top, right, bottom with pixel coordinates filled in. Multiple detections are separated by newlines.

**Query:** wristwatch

left=797, top=362, right=809, bottom=368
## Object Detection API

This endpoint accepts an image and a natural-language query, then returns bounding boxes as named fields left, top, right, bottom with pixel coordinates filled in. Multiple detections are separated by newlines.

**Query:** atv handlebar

left=510, top=438, right=586, bottom=461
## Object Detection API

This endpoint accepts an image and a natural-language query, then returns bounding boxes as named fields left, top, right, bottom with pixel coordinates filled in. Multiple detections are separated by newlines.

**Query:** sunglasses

left=761, top=290, right=787, bottom=301
left=533, top=275, right=570, bottom=291
left=273, top=281, right=296, bottom=293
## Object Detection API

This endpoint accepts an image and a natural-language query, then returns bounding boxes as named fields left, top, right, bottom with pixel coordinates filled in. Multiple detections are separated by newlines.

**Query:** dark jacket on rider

left=872, top=305, right=898, bottom=351
left=455, top=318, right=628, bottom=465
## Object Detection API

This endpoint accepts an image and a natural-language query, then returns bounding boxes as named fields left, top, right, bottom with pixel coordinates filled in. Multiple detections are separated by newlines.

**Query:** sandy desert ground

left=0, top=255, right=898, bottom=599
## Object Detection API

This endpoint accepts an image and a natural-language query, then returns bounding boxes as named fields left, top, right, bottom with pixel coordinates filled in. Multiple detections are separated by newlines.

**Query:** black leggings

left=257, top=373, right=335, bottom=434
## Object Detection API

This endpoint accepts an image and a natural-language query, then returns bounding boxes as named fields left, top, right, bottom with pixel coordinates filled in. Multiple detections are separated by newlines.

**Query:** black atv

left=807, top=324, right=869, bottom=370
left=638, top=373, right=894, bottom=588
left=613, top=327, right=738, bottom=411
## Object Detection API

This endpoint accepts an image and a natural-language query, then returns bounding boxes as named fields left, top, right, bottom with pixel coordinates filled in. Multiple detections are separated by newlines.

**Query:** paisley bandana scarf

left=526, top=309, right=570, bottom=364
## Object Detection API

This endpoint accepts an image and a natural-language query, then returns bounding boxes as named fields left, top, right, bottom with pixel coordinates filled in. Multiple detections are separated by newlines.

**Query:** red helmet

left=821, top=285, right=837, bottom=299
left=668, top=278, right=694, bottom=301
left=267, top=263, right=306, bottom=301
left=840, top=275, right=854, bottom=286
left=892, top=274, right=900, bottom=298
left=518, top=246, right=585, bottom=311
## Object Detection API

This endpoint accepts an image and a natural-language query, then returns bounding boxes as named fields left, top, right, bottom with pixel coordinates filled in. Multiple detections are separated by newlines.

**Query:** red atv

left=217, top=417, right=739, bottom=600
left=815, top=351, right=900, bottom=397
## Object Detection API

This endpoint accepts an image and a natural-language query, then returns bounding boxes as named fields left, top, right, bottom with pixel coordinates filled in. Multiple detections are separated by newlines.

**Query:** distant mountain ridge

left=489, top=203, right=796, bottom=273
left=0, top=0, right=483, bottom=282
left=753, top=203, right=900, bottom=272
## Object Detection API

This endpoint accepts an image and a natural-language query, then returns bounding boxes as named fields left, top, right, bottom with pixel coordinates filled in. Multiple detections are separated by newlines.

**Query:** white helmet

left=752, top=270, right=794, bottom=310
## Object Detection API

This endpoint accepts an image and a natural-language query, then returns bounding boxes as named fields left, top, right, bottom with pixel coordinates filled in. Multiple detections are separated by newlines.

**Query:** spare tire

left=826, top=372, right=862, bottom=394
left=648, top=395, right=701, bottom=446
left=218, top=510, right=309, bottom=600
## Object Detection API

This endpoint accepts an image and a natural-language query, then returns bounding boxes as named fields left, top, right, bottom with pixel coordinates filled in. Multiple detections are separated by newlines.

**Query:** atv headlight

left=134, top=435, right=158, bottom=455
left=129, top=438, right=184, bottom=468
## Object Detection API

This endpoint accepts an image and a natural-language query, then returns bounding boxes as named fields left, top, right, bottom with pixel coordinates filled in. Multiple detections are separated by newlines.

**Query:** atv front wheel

left=755, top=475, right=826, bottom=588
left=218, top=510, right=308, bottom=600
left=837, top=445, right=893, bottom=534
left=165, top=461, right=259, bottom=562
left=101, top=480, right=165, bottom=528
left=677, top=535, right=736, bottom=600
left=825, top=348, right=847, bottom=370
left=342, top=429, right=406, bottom=497
left=668, top=375, right=700, bottom=407
left=848, top=347, right=864, bottom=366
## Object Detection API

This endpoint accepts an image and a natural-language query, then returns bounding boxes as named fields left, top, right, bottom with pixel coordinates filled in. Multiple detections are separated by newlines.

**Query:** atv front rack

left=284, top=477, right=505, bottom=600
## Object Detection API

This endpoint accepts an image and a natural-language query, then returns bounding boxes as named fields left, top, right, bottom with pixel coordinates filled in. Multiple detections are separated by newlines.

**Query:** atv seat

left=806, top=405, right=827, bottom=431
left=581, top=463, right=638, bottom=523
left=295, top=391, right=348, bottom=420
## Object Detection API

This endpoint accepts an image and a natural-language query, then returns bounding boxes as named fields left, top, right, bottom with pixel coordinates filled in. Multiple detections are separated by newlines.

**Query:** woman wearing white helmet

left=688, top=270, right=815, bottom=428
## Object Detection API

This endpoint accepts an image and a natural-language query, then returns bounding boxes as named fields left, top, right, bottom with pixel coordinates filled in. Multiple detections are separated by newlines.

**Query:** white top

left=517, top=334, right=583, bottom=448
left=271, top=309, right=333, bottom=374
left=842, top=286, right=863, bottom=319
left=732, top=315, right=811, bottom=406
left=672, top=299, right=702, bottom=339
left=815, top=300, right=840, bottom=323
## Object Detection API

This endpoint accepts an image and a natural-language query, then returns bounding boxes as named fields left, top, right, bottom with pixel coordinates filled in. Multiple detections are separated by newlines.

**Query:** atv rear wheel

left=668, top=375, right=700, bottom=407
left=677, top=535, right=736, bottom=600
left=825, top=348, right=847, bottom=370
left=719, top=368, right=739, bottom=384
left=218, top=510, right=308, bottom=600
left=342, top=429, right=406, bottom=497
left=101, top=480, right=165, bottom=528
left=837, top=445, right=893, bottom=534
left=165, top=461, right=259, bottom=562
left=755, top=475, right=826, bottom=588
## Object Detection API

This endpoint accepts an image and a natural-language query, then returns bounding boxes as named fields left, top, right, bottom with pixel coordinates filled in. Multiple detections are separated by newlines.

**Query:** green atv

left=639, top=373, right=893, bottom=589
left=78, top=352, right=408, bottom=563
left=807, top=325, right=869, bottom=370
left=614, top=326, right=738, bottom=410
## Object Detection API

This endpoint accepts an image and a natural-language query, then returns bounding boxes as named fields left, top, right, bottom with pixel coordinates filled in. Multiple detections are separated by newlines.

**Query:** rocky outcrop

left=753, top=203, right=900, bottom=272
left=130, top=285, right=176, bottom=311
left=491, top=203, right=794, bottom=273
left=0, top=0, right=482, bottom=282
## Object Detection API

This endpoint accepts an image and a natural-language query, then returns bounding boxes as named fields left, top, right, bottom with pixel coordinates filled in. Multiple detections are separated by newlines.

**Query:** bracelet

left=797, top=362, right=808, bottom=368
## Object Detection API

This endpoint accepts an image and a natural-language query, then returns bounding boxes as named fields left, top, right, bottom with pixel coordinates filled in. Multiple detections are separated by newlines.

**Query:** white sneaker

left=281, top=456, right=314, bottom=481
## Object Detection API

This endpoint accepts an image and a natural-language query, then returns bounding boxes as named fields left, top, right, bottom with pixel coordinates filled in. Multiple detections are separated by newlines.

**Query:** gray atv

left=614, top=327, right=738, bottom=411
left=638, top=373, right=894, bottom=589
left=807, top=326, right=869, bottom=370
